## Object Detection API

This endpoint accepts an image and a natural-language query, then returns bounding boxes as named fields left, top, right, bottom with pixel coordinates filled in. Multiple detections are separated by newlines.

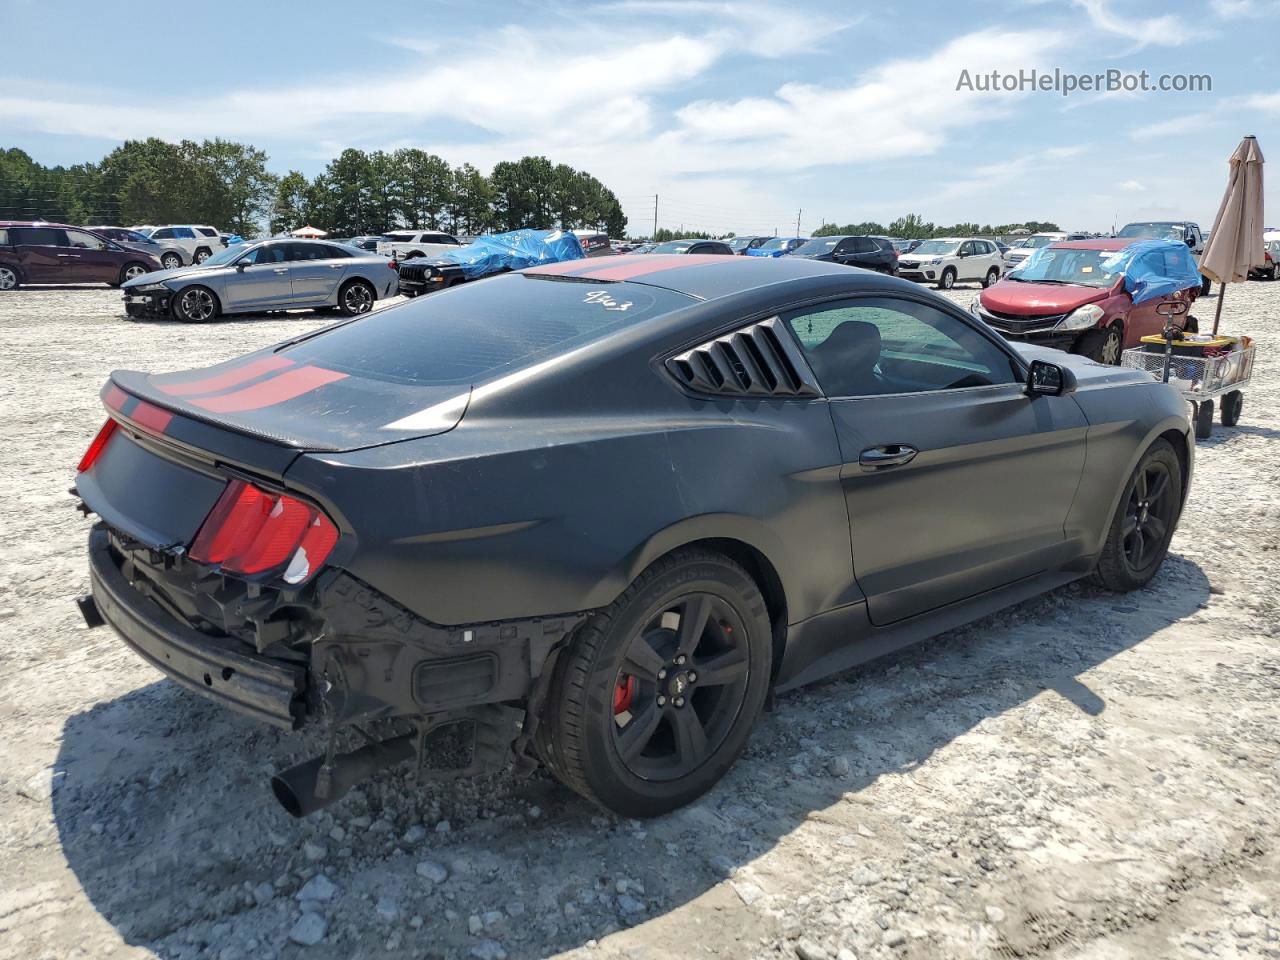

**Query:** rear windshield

left=284, top=273, right=695, bottom=386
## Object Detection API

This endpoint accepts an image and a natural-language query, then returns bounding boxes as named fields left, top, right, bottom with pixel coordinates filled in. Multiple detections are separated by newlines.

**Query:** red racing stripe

left=575, top=254, right=743, bottom=282
left=130, top=401, right=173, bottom=434
left=156, top=354, right=294, bottom=397
left=104, top=384, right=128, bottom=411
left=191, top=366, right=348, bottom=414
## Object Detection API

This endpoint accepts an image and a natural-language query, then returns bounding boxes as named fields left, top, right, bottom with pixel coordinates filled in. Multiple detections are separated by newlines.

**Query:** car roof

left=0, top=220, right=76, bottom=228
left=1049, top=238, right=1134, bottom=251
left=523, top=253, right=886, bottom=301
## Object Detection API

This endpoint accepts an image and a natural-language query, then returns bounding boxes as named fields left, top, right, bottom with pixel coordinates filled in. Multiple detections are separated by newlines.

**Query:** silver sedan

left=120, top=238, right=401, bottom=322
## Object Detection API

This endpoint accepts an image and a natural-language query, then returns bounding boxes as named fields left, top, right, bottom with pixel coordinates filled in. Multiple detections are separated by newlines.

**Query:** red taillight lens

left=389, top=259, right=399, bottom=270
left=189, top=479, right=338, bottom=583
left=78, top=418, right=119, bottom=473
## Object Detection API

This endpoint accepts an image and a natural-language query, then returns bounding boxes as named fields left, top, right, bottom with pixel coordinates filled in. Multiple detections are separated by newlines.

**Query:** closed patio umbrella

left=290, top=224, right=329, bottom=238
left=1200, top=135, right=1265, bottom=335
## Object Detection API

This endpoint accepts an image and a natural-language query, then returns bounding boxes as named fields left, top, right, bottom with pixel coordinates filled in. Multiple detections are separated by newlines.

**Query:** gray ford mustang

left=121, top=237, right=400, bottom=322
left=76, top=254, right=1193, bottom=818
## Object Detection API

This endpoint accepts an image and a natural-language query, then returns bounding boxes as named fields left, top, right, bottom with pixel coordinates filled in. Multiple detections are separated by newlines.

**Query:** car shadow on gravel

left=50, top=557, right=1210, bottom=959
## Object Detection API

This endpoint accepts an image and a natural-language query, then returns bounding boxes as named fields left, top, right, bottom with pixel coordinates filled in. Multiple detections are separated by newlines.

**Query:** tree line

left=0, top=141, right=628, bottom=238
left=814, top=214, right=1061, bottom=240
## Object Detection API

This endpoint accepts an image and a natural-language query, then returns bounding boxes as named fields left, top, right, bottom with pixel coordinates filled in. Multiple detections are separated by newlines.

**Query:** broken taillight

left=78, top=418, right=119, bottom=473
left=189, top=479, right=338, bottom=584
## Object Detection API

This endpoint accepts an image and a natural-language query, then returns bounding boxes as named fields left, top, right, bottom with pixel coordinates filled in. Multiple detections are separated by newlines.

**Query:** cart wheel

left=1195, top=399, right=1215, bottom=440
left=1221, top=390, right=1243, bottom=427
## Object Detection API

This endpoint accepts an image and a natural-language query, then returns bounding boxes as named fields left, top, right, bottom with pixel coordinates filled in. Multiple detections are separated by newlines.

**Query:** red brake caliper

left=613, top=675, right=636, bottom=715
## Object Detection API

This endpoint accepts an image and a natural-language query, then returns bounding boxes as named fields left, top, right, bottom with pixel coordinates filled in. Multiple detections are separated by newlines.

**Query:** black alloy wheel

left=1093, top=438, right=1182, bottom=591
left=536, top=549, right=771, bottom=818
left=610, top=593, right=752, bottom=782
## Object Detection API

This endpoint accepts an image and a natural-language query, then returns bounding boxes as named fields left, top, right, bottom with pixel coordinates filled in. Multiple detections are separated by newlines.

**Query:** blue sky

left=3, top=0, right=1277, bottom=236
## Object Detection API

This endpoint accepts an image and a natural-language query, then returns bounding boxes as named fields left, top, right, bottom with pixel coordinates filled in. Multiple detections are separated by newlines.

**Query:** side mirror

left=1026, top=359, right=1076, bottom=397
left=1185, top=236, right=1195, bottom=248
left=235, top=262, right=248, bottom=272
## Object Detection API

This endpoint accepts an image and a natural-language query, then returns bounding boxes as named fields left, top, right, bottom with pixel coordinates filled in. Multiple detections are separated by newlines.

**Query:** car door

left=287, top=242, right=349, bottom=303
left=223, top=243, right=295, bottom=309
left=831, top=238, right=859, bottom=266
left=782, top=295, right=1088, bottom=625
left=63, top=229, right=121, bottom=283
left=9, top=226, right=70, bottom=281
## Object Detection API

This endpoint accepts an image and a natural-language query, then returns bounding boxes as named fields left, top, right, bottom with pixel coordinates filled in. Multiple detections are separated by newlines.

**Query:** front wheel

left=936, top=267, right=956, bottom=290
left=1078, top=324, right=1122, bottom=365
left=161, top=253, right=183, bottom=270
left=1195, top=399, right=1215, bottom=439
left=536, top=549, right=772, bottom=818
left=194, top=248, right=212, bottom=264
left=1092, top=439, right=1182, bottom=592
left=120, top=262, right=151, bottom=285
left=338, top=280, right=375, bottom=316
left=171, top=285, right=219, bottom=322
left=0, top=266, right=18, bottom=291
left=982, top=267, right=1000, bottom=288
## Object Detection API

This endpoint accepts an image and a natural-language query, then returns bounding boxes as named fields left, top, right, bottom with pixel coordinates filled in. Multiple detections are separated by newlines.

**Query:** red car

left=973, top=238, right=1199, bottom=365
left=0, top=221, right=162, bottom=291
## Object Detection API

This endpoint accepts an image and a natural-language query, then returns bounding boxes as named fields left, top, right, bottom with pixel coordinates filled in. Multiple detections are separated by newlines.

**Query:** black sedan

left=794, top=234, right=899, bottom=274
left=75, top=255, right=1193, bottom=818
left=649, top=238, right=734, bottom=255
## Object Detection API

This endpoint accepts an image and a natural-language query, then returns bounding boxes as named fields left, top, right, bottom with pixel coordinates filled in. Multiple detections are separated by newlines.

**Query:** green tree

left=394, top=149, right=452, bottom=229
left=449, top=162, right=494, bottom=235
left=270, top=170, right=310, bottom=234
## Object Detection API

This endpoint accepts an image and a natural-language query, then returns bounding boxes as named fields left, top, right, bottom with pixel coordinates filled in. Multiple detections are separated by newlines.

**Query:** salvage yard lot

left=0, top=281, right=1277, bottom=960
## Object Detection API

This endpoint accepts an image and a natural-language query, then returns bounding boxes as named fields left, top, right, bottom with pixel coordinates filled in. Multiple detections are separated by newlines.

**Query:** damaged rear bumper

left=86, top=526, right=307, bottom=727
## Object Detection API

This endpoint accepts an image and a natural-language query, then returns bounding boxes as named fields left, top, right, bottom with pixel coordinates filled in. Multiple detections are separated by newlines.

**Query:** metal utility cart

left=1120, top=303, right=1254, bottom=439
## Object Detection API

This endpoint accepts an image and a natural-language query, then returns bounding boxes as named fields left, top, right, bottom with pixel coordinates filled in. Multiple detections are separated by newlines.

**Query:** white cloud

left=1120, top=179, right=1145, bottom=191
left=1210, top=0, right=1280, bottom=16
left=1236, top=90, right=1280, bottom=113
left=1069, top=0, right=1191, bottom=48
left=1129, top=111, right=1216, bottom=140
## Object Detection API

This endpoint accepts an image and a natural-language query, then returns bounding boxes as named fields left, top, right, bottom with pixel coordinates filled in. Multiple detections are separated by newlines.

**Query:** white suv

left=1003, top=232, right=1069, bottom=271
left=897, top=237, right=1003, bottom=289
left=375, top=231, right=461, bottom=260
left=146, top=225, right=224, bottom=264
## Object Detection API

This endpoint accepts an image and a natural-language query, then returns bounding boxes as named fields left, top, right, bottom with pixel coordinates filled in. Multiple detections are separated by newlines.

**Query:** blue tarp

left=435, top=229, right=585, bottom=280
left=1012, top=238, right=1202, bottom=305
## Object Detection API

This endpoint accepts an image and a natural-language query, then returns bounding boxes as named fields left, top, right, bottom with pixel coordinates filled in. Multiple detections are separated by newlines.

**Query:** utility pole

left=796, top=208, right=802, bottom=236
left=653, top=194, right=658, bottom=240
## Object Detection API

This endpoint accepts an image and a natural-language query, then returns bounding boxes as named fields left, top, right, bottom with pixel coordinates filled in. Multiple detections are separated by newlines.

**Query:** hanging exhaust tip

left=271, top=733, right=417, bottom=818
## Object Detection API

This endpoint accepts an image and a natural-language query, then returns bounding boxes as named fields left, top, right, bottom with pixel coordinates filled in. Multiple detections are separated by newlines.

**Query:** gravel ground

left=0, top=278, right=1277, bottom=960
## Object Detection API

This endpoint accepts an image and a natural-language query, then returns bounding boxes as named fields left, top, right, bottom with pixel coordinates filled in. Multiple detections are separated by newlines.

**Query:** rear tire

left=936, top=267, right=956, bottom=290
left=1221, top=390, right=1243, bottom=427
left=1077, top=323, right=1123, bottom=365
left=0, top=266, right=18, bottom=291
left=338, top=279, right=375, bottom=316
left=1195, top=399, right=1215, bottom=439
left=535, top=549, right=772, bottom=818
left=1092, top=439, right=1182, bottom=592
left=171, top=285, right=220, bottom=323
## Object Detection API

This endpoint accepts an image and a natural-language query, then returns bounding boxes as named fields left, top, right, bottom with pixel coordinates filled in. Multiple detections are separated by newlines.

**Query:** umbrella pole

left=1212, top=282, right=1226, bottom=337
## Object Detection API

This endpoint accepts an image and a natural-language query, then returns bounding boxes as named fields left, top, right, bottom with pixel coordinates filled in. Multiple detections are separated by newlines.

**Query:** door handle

left=57, top=253, right=81, bottom=258
left=273, top=267, right=288, bottom=274
left=859, top=444, right=918, bottom=469
left=330, top=263, right=344, bottom=269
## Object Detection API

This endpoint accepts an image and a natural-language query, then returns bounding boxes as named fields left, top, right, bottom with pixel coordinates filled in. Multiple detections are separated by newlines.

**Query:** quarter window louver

left=665, top=317, right=820, bottom=398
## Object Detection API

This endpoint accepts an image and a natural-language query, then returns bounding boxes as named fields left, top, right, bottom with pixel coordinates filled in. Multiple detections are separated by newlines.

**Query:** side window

left=173, top=227, right=197, bottom=240
left=834, top=239, right=857, bottom=254
left=242, top=244, right=286, bottom=265
left=320, top=244, right=351, bottom=258
left=853, top=237, right=877, bottom=254
left=196, top=227, right=219, bottom=238
left=0, top=229, right=7, bottom=245
left=784, top=298, right=1018, bottom=397
left=150, top=228, right=173, bottom=239
left=65, top=229, right=108, bottom=251
left=14, top=227, right=69, bottom=246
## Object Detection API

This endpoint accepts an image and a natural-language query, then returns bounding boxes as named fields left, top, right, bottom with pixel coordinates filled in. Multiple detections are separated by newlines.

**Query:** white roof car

left=146, top=225, right=225, bottom=263
left=897, top=237, right=1004, bottom=290
left=1003, top=232, right=1068, bottom=268
left=375, top=231, right=461, bottom=259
